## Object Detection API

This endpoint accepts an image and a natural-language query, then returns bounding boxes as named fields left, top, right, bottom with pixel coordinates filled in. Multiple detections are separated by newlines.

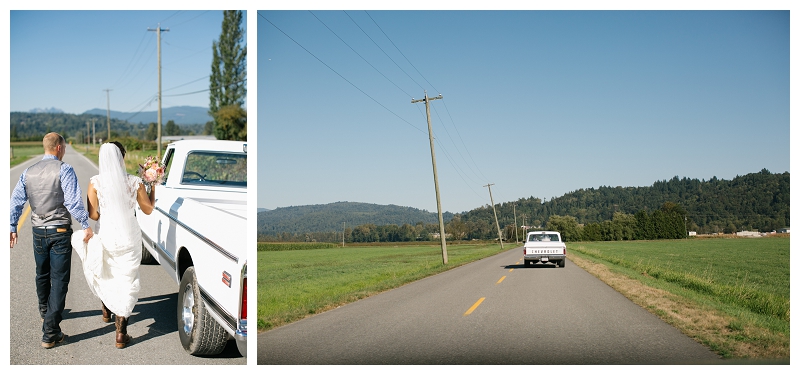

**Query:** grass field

left=9, top=142, right=44, bottom=167
left=568, top=236, right=789, bottom=359
left=257, top=242, right=507, bottom=331
left=10, top=142, right=155, bottom=176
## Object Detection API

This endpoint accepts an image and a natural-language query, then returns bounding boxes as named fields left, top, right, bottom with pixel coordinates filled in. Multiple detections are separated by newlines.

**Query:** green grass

left=569, top=237, right=789, bottom=322
left=10, top=142, right=44, bottom=167
left=257, top=242, right=507, bottom=331
left=566, top=236, right=790, bottom=358
left=258, top=242, right=339, bottom=251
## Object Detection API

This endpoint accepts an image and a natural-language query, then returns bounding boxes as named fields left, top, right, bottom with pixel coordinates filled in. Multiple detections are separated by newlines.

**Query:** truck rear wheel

left=178, top=266, right=228, bottom=356
left=559, top=259, right=566, bottom=268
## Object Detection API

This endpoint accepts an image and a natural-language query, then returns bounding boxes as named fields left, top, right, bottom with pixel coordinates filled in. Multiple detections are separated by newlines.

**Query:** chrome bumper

left=524, top=254, right=566, bottom=261
left=235, top=320, right=247, bottom=357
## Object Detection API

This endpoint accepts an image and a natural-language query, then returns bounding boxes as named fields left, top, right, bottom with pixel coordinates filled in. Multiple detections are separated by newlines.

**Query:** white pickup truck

left=136, top=140, right=247, bottom=357
left=522, top=231, right=566, bottom=268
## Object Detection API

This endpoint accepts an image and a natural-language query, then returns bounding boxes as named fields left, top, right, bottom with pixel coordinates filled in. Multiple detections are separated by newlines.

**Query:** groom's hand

left=83, top=227, right=94, bottom=242
left=10, top=232, right=17, bottom=248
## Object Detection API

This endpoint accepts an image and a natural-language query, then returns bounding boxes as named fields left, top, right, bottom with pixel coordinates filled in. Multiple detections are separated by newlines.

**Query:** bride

left=71, top=141, right=155, bottom=349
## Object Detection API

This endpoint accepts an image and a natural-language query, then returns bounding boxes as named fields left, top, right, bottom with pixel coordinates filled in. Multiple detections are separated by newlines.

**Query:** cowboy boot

left=115, top=316, right=131, bottom=349
left=101, top=302, right=112, bottom=323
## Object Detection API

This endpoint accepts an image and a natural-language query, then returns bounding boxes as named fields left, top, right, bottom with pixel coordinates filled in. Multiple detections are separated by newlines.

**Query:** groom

left=9, top=132, right=94, bottom=348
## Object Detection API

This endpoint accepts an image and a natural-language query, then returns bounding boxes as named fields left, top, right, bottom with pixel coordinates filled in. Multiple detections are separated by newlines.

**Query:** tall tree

left=214, top=104, right=247, bottom=141
left=209, top=10, right=247, bottom=139
left=164, top=120, right=180, bottom=136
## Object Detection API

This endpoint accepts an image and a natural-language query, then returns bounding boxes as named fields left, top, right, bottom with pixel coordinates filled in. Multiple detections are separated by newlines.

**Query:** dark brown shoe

left=115, top=316, right=131, bottom=349
left=101, top=302, right=112, bottom=323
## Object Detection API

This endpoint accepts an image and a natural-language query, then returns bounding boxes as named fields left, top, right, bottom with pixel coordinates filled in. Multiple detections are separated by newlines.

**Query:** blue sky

left=10, top=10, right=246, bottom=115
left=258, top=10, right=790, bottom=214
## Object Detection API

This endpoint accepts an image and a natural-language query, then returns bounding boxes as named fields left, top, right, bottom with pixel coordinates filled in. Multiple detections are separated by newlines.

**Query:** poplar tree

left=209, top=10, right=247, bottom=139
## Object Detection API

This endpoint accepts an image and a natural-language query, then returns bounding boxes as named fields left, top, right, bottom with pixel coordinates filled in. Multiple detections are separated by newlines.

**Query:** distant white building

left=777, top=228, right=790, bottom=234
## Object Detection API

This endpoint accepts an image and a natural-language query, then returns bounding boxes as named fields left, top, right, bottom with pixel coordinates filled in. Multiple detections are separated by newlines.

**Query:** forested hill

left=257, top=202, right=455, bottom=236
left=10, top=110, right=208, bottom=142
left=11, top=112, right=146, bottom=141
left=461, top=169, right=789, bottom=235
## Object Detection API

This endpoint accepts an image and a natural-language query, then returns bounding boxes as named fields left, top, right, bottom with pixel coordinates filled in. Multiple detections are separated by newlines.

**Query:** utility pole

left=92, top=119, right=96, bottom=148
left=85, top=121, right=90, bottom=152
left=484, top=183, right=504, bottom=249
left=522, top=214, right=527, bottom=240
left=412, top=91, right=447, bottom=264
left=684, top=215, right=688, bottom=238
left=513, top=203, right=519, bottom=244
left=148, top=23, right=169, bottom=159
left=104, top=89, right=112, bottom=140
left=342, top=222, right=346, bottom=247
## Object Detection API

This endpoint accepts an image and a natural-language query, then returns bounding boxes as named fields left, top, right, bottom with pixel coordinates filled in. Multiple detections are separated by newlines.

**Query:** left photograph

left=9, top=10, right=247, bottom=364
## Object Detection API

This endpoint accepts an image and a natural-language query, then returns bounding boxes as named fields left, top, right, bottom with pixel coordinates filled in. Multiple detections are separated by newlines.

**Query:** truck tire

left=177, top=266, right=229, bottom=356
left=141, top=244, right=156, bottom=265
left=559, top=259, right=566, bottom=268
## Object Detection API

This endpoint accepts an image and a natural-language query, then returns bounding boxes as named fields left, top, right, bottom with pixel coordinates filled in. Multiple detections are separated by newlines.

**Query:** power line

left=309, top=11, right=413, bottom=99
left=162, top=75, right=209, bottom=92
left=108, top=31, right=151, bottom=89
left=440, top=99, right=491, bottom=182
left=365, top=11, right=439, bottom=93
left=344, top=11, right=425, bottom=92
left=160, top=11, right=182, bottom=24
left=433, top=136, right=486, bottom=200
left=261, top=12, right=426, bottom=135
left=168, top=10, right=210, bottom=27
left=431, top=105, right=485, bottom=186
left=364, top=11, right=491, bottom=184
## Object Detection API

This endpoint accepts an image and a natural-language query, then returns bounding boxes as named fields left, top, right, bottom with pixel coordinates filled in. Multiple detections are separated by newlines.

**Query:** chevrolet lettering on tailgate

left=522, top=231, right=567, bottom=268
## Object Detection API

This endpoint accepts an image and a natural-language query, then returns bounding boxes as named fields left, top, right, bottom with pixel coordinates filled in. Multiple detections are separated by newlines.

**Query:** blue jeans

left=32, top=226, right=73, bottom=343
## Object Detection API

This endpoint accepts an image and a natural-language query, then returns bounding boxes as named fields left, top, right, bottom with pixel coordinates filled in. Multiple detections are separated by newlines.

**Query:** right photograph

left=256, top=10, right=789, bottom=365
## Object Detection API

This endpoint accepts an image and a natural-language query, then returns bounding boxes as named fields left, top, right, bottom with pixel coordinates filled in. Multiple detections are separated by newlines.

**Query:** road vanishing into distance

left=258, top=245, right=721, bottom=365
left=9, top=145, right=245, bottom=365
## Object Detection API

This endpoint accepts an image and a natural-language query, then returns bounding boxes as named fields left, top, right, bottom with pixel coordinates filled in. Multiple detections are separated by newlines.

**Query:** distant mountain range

left=29, top=107, right=64, bottom=114
left=258, top=202, right=455, bottom=236
left=82, top=105, right=212, bottom=125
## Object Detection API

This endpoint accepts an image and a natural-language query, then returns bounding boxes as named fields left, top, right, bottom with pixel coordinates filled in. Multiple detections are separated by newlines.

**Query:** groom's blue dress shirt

left=10, top=154, right=90, bottom=233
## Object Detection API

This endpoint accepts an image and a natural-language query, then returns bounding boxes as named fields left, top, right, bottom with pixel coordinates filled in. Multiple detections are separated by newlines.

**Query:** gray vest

left=25, top=158, right=72, bottom=227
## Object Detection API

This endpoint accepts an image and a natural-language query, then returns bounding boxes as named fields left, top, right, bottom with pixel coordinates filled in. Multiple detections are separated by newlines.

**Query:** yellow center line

left=464, top=297, right=485, bottom=316
left=17, top=205, right=31, bottom=233
left=509, top=269, right=514, bottom=273
left=496, top=276, right=506, bottom=284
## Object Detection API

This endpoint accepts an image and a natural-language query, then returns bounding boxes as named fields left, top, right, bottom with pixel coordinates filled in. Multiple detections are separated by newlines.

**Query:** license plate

left=541, top=257, right=549, bottom=262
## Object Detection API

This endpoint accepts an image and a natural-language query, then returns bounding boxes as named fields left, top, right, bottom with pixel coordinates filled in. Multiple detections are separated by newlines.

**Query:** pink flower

left=145, top=168, right=158, bottom=182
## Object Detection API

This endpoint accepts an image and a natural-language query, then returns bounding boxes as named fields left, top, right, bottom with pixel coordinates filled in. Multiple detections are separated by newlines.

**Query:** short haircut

left=110, top=141, right=126, bottom=158
left=43, top=132, right=65, bottom=152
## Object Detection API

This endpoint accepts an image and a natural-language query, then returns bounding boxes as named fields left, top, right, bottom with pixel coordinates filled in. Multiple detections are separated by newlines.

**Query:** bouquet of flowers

left=138, top=155, right=165, bottom=187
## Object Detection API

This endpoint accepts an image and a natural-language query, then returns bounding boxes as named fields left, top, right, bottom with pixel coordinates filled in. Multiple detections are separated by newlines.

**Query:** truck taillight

left=241, top=277, right=247, bottom=320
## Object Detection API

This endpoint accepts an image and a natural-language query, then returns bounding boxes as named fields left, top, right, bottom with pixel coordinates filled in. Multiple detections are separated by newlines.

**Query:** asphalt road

left=9, top=145, right=246, bottom=365
left=257, top=245, right=722, bottom=365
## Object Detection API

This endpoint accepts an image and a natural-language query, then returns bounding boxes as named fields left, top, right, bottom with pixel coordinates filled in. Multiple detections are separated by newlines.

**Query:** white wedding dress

left=71, top=145, right=143, bottom=318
